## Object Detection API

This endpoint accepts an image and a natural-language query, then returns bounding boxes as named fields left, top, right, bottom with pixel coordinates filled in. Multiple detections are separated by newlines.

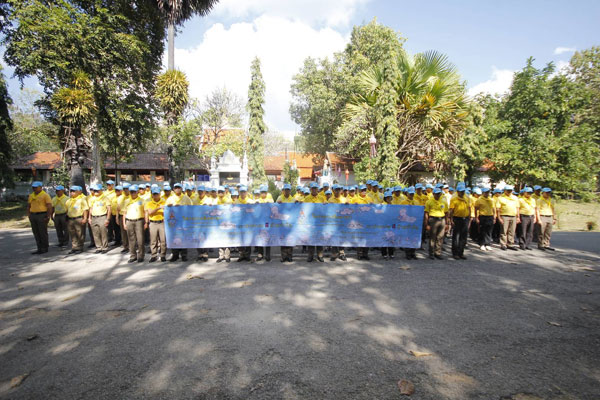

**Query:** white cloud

left=468, top=67, right=515, bottom=97
left=173, top=15, right=348, bottom=132
left=212, top=0, right=371, bottom=27
left=554, top=46, right=576, bottom=55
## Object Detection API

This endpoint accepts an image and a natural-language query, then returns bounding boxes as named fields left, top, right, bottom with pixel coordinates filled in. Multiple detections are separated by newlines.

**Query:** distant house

left=264, top=151, right=320, bottom=185
left=11, top=152, right=92, bottom=184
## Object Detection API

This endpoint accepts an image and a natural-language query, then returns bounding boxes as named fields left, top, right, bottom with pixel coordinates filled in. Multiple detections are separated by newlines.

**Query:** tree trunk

left=90, top=131, right=102, bottom=185
left=168, top=23, right=175, bottom=70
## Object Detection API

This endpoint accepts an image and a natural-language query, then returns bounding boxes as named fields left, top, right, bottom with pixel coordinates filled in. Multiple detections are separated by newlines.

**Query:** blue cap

left=188, top=184, right=195, bottom=191
left=296, top=186, right=302, bottom=190
left=456, top=184, right=466, bottom=191
left=407, top=187, right=416, bottom=195
left=182, top=183, right=190, bottom=190
left=239, top=185, right=248, bottom=192
left=435, top=183, right=443, bottom=188
left=366, top=180, right=373, bottom=185
left=31, top=181, right=43, bottom=188
left=283, top=183, right=292, bottom=190
left=524, top=187, right=533, bottom=193
left=433, top=188, right=442, bottom=194
left=55, top=185, right=64, bottom=191
left=224, top=184, right=229, bottom=189
left=138, top=184, right=146, bottom=189
left=482, top=187, right=490, bottom=193
left=164, top=185, right=171, bottom=191
left=230, top=190, right=238, bottom=196
left=358, top=184, right=367, bottom=190
left=384, top=190, right=393, bottom=198
left=106, top=180, right=115, bottom=185
left=325, top=189, right=332, bottom=195
left=372, top=180, right=378, bottom=186
left=70, top=185, right=78, bottom=191
left=259, top=185, right=268, bottom=192
left=322, top=182, right=329, bottom=187
left=504, top=185, right=514, bottom=191
left=173, top=183, right=182, bottom=188
left=309, top=182, right=318, bottom=188
left=443, top=184, right=449, bottom=189
left=91, top=184, right=102, bottom=191
left=349, top=186, right=356, bottom=191
left=426, top=184, right=433, bottom=189
left=197, top=185, right=205, bottom=191
left=542, top=187, right=552, bottom=192
left=151, top=187, right=160, bottom=194
left=151, top=184, right=159, bottom=189
left=122, top=182, right=131, bottom=189
left=253, top=189, right=260, bottom=194
left=217, top=185, right=225, bottom=192
left=303, top=188, right=310, bottom=194
left=449, top=187, right=455, bottom=192
left=392, top=186, right=401, bottom=192
left=534, top=185, right=542, bottom=190
left=493, top=188, right=502, bottom=193
left=236, top=183, right=241, bottom=187
left=129, top=185, right=138, bottom=192
left=163, top=182, right=170, bottom=187
left=115, top=185, right=123, bottom=191
left=473, top=188, right=482, bottom=195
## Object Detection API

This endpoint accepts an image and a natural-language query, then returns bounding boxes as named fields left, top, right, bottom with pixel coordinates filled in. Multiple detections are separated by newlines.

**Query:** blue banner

left=164, top=204, right=423, bottom=249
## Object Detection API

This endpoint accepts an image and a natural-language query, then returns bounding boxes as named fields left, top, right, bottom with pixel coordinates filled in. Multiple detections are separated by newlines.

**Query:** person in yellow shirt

left=448, top=184, right=471, bottom=260
left=425, top=184, right=434, bottom=198
left=122, top=185, right=146, bottom=263
left=103, top=180, right=118, bottom=244
left=276, top=183, right=296, bottom=262
left=215, top=186, right=233, bottom=262
left=468, top=188, right=481, bottom=243
left=88, top=184, right=111, bottom=253
left=51, top=185, right=69, bottom=248
left=537, top=187, right=556, bottom=251
left=253, top=185, right=272, bottom=262
left=352, top=184, right=372, bottom=260
left=400, top=187, right=418, bottom=259
left=474, top=187, right=496, bottom=251
left=293, top=186, right=304, bottom=202
left=392, top=186, right=405, bottom=205
left=161, top=186, right=173, bottom=202
left=28, top=181, right=53, bottom=254
left=345, top=186, right=356, bottom=202
left=138, top=184, right=151, bottom=204
left=144, top=187, right=167, bottom=262
left=496, top=185, right=520, bottom=250
left=303, top=183, right=325, bottom=262
left=425, top=188, right=448, bottom=260
left=65, top=185, right=89, bottom=254
left=232, top=186, right=254, bottom=262
left=518, top=187, right=539, bottom=250
left=164, top=183, right=192, bottom=262
left=327, top=184, right=347, bottom=262
left=381, top=191, right=396, bottom=260
left=117, top=183, right=131, bottom=253
left=185, top=183, right=198, bottom=204
left=110, top=185, right=122, bottom=246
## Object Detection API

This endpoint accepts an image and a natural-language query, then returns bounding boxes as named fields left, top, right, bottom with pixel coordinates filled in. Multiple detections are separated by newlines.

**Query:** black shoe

left=67, top=250, right=76, bottom=255
left=31, top=250, right=42, bottom=255
left=307, top=257, right=314, bottom=262
left=265, top=256, right=270, bottom=262
left=317, top=256, right=324, bottom=262
left=95, top=249, right=102, bottom=254
left=149, top=257, right=157, bottom=263
left=168, top=255, right=179, bottom=262
left=390, top=255, right=394, bottom=259
left=181, top=256, right=188, bottom=262
left=236, top=257, right=246, bottom=262
left=508, top=246, right=519, bottom=251
left=525, top=247, right=533, bottom=250
left=501, top=246, right=507, bottom=250
left=545, top=247, right=555, bottom=251
left=100, top=249, right=108, bottom=254
left=339, top=255, right=347, bottom=261
left=459, top=255, right=467, bottom=260
left=383, top=255, right=389, bottom=260
left=538, top=247, right=546, bottom=251
left=128, top=258, right=136, bottom=263
left=216, top=258, right=224, bottom=263
left=330, top=257, right=337, bottom=261
left=226, top=258, right=231, bottom=263
left=137, top=258, right=144, bottom=263
left=453, top=255, right=460, bottom=260
left=121, top=248, right=129, bottom=253
left=435, top=255, right=444, bottom=260
left=429, top=255, right=435, bottom=260
left=161, top=257, right=167, bottom=262
left=88, top=244, right=95, bottom=249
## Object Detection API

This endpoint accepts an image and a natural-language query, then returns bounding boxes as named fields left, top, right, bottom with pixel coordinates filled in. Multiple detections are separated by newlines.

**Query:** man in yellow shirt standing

left=425, top=188, right=448, bottom=260
left=65, top=185, right=89, bottom=254
left=123, top=185, right=146, bottom=263
left=327, top=184, right=348, bottom=262
left=145, top=187, right=167, bottom=262
left=88, top=184, right=111, bottom=253
left=253, top=185, right=272, bottom=262
left=401, top=187, right=418, bottom=260
left=110, top=185, right=122, bottom=247
left=276, top=183, right=296, bottom=262
left=165, top=183, right=192, bottom=262
left=496, top=185, right=520, bottom=251
left=51, top=184, right=69, bottom=248
left=28, top=181, right=53, bottom=254
left=518, top=187, right=538, bottom=250
left=303, top=182, right=325, bottom=262
left=350, top=184, right=371, bottom=260
left=117, top=183, right=131, bottom=254
left=449, top=184, right=471, bottom=260
left=537, top=187, right=556, bottom=251
left=474, top=187, right=496, bottom=251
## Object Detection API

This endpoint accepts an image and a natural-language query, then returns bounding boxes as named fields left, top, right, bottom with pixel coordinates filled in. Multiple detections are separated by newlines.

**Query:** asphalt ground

left=0, top=229, right=599, bottom=399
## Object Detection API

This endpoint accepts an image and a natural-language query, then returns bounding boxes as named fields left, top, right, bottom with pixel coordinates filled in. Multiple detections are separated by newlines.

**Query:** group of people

left=26, top=178, right=557, bottom=263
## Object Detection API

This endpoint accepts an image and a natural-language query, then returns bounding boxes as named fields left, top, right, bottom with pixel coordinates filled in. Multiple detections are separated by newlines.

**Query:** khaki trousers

left=330, top=246, right=345, bottom=259
left=29, top=213, right=49, bottom=251
left=91, top=215, right=109, bottom=251
left=149, top=221, right=167, bottom=258
left=538, top=215, right=553, bottom=248
left=219, top=247, right=231, bottom=260
left=54, top=213, right=69, bottom=246
left=428, top=217, right=445, bottom=256
left=68, top=217, right=85, bottom=251
left=500, top=215, right=517, bottom=247
left=119, top=214, right=129, bottom=250
left=126, top=219, right=145, bottom=260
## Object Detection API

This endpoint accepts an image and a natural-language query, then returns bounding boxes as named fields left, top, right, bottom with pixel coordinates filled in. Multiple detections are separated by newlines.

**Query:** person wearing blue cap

left=104, top=180, right=118, bottom=244
left=116, top=183, right=131, bottom=253
left=496, top=185, right=520, bottom=251
left=275, top=184, right=296, bottom=261
left=468, top=188, right=482, bottom=243
left=474, top=187, right=496, bottom=251
left=448, top=184, right=471, bottom=260
left=165, top=182, right=193, bottom=262
left=185, top=184, right=198, bottom=204
left=537, top=188, right=556, bottom=251
left=121, top=185, right=146, bottom=262
left=425, top=188, right=448, bottom=260
left=369, top=181, right=382, bottom=204
left=294, top=186, right=304, bottom=202
left=491, top=187, right=503, bottom=243
left=65, top=185, right=89, bottom=254
left=144, top=187, right=167, bottom=262
left=532, top=185, right=542, bottom=201
left=399, top=187, right=418, bottom=259
left=27, top=181, right=53, bottom=254
left=518, top=187, right=538, bottom=250
left=252, top=184, right=272, bottom=262
left=232, top=186, right=254, bottom=262
left=88, top=183, right=111, bottom=253
left=327, top=184, right=348, bottom=261
left=51, top=185, right=69, bottom=248
left=302, top=182, right=325, bottom=262
left=380, top=191, right=396, bottom=260
left=110, top=185, right=123, bottom=247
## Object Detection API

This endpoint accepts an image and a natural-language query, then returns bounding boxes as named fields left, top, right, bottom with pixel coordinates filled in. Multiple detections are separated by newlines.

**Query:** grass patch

left=0, top=201, right=30, bottom=229
left=555, top=199, right=600, bottom=231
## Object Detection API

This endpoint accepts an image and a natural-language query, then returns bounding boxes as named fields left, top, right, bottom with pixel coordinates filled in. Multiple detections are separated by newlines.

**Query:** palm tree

left=156, top=0, right=220, bottom=70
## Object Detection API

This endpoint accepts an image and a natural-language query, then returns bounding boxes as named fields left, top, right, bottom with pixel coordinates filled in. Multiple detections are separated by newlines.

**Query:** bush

left=268, top=179, right=281, bottom=202
left=586, top=221, right=597, bottom=231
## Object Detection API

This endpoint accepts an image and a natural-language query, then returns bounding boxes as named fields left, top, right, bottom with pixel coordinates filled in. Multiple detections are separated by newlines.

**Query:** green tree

left=200, top=87, right=244, bottom=147
left=282, top=161, right=299, bottom=186
left=247, top=57, right=267, bottom=184
left=156, top=69, right=190, bottom=126
left=3, top=0, right=166, bottom=185
left=0, top=65, right=13, bottom=188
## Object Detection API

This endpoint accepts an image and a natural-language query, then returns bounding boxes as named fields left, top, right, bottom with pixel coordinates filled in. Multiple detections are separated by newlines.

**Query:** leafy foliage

left=247, top=57, right=267, bottom=184
left=156, top=0, right=219, bottom=25
left=282, top=161, right=299, bottom=186
left=200, top=87, right=244, bottom=147
left=156, top=69, right=190, bottom=125
left=0, top=65, right=13, bottom=187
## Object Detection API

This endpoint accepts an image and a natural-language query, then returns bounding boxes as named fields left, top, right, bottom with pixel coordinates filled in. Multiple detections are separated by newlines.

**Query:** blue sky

left=4, top=0, right=600, bottom=135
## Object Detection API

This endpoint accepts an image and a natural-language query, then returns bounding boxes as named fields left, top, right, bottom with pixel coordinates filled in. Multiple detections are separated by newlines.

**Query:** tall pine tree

left=247, top=57, right=267, bottom=184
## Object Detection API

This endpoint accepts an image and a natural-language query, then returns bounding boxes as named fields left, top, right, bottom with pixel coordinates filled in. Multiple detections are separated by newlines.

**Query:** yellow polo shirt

left=327, top=195, right=346, bottom=204
left=124, top=196, right=145, bottom=219
left=255, top=196, right=273, bottom=204
left=475, top=196, right=495, bottom=216
left=400, top=198, right=415, bottom=206
left=276, top=194, right=296, bottom=203
left=66, top=194, right=89, bottom=218
left=88, top=194, right=109, bottom=216
left=145, top=199, right=165, bottom=221
left=497, top=194, right=520, bottom=216
left=165, top=193, right=193, bottom=206
left=235, top=197, right=254, bottom=204
left=392, top=194, right=406, bottom=205
left=303, top=194, right=324, bottom=204
left=450, top=195, right=471, bottom=218
left=52, top=194, right=68, bottom=215
left=519, top=196, right=537, bottom=216
left=537, top=197, right=555, bottom=216
left=425, top=197, right=447, bottom=217
left=29, top=190, right=52, bottom=213
left=117, top=193, right=130, bottom=216
left=349, top=195, right=370, bottom=204
left=415, top=192, right=429, bottom=206
left=217, top=196, right=232, bottom=205
left=110, top=195, right=119, bottom=215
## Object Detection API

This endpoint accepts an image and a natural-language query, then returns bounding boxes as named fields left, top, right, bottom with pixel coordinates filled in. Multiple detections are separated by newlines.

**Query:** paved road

left=0, top=229, right=599, bottom=399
